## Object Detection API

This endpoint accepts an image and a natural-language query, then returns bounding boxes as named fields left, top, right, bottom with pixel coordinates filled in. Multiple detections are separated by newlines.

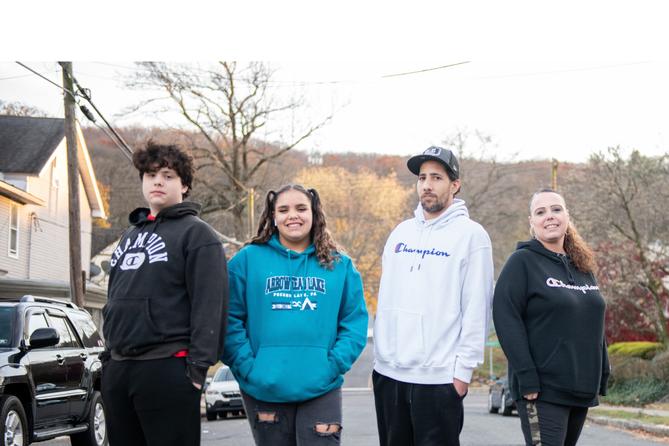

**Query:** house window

left=9, top=203, right=19, bottom=258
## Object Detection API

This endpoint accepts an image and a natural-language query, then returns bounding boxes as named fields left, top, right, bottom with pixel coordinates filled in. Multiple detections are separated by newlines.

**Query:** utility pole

left=60, top=62, right=84, bottom=308
left=551, top=158, right=559, bottom=190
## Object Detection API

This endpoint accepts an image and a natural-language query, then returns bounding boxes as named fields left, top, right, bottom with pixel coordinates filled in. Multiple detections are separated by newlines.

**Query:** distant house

left=0, top=115, right=107, bottom=322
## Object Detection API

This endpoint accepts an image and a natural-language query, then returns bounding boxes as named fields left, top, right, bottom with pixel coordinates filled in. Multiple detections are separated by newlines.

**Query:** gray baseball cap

left=407, top=146, right=460, bottom=178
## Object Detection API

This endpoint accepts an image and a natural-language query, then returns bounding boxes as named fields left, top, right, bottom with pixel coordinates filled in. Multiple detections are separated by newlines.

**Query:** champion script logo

left=394, top=242, right=450, bottom=259
left=545, top=277, right=599, bottom=294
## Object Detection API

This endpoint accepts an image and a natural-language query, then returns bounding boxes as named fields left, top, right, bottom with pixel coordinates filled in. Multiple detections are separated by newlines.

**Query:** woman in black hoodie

left=493, top=189, right=610, bottom=446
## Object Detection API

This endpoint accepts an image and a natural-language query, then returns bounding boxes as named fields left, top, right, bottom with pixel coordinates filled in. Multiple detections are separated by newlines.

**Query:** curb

left=588, top=415, right=669, bottom=437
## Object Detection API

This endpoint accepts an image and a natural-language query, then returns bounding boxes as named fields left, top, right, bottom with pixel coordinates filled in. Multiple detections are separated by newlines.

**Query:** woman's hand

left=524, top=392, right=538, bottom=400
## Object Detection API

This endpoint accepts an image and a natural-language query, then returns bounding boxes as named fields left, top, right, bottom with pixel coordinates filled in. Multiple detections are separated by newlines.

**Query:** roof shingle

left=0, top=115, right=65, bottom=174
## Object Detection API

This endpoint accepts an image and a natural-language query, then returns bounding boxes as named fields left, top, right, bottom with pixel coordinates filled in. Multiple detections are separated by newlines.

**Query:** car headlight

left=206, top=390, right=220, bottom=396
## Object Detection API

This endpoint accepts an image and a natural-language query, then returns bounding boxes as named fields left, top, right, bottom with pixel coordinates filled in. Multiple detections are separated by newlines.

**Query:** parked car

left=0, top=295, right=107, bottom=445
left=204, top=366, right=245, bottom=421
left=488, top=375, right=516, bottom=416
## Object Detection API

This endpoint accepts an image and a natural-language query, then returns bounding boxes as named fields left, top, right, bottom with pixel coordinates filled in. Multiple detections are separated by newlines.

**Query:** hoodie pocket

left=146, top=295, right=190, bottom=337
left=538, top=339, right=602, bottom=398
left=247, top=346, right=337, bottom=400
left=102, top=297, right=160, bottom=352
left=375, top=309, right=425, bottom=367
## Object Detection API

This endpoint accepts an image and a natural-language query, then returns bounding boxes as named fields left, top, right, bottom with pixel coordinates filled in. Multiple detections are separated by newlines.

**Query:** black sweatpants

left=101, top=357, right=202, bottom=446
left=516, top=399, right=588, bottom=446
left=372, top=370, right=465, bottom=446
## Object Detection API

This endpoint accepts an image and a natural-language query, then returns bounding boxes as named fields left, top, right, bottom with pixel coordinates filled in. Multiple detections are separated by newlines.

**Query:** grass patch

left=590, top=408, right=669, bottom=426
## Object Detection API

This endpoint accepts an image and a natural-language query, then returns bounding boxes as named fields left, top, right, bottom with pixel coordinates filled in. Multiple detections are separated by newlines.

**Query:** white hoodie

left=373, top=198, right=494, bottom=384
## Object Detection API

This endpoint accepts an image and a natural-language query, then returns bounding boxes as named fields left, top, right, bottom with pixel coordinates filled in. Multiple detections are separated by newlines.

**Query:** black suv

left=0, top=295, right=107, bottom=446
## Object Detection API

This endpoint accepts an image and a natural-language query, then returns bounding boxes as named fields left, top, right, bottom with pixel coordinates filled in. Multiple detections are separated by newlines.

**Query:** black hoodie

left=103, top=202, right=228, bottom=386
left=492, top=239, right=610, bottom=407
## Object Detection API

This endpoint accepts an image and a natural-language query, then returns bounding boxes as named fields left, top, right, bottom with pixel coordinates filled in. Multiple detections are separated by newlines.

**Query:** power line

left=15, top=61, right=134, bottom=163
left=15, top=62, right=77, bottom=100
left=381, top=61, right=471, bottom=78
left=58, top=63, right=134, bottom=160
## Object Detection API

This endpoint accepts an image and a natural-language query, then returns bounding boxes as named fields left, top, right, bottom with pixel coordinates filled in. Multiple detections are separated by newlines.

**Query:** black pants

left=101, top=357, right=202, bottom=446
left=372, top=370, right=464, bottom=446
left=516, top=399, right=588, bottom=446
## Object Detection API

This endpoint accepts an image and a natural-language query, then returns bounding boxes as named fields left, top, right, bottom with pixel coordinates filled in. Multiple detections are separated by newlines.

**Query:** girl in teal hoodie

left=222, top=184, right=368, bottom=445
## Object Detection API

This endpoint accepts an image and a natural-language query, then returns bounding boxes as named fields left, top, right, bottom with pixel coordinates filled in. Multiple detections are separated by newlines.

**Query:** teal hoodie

left=222, top=235, right=368, bottom=403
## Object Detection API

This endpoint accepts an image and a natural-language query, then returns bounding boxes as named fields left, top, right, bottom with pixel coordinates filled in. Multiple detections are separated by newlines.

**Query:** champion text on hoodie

left=222, top=235, right=368, bottom=403
left=374, top=199, right=494, bottom=385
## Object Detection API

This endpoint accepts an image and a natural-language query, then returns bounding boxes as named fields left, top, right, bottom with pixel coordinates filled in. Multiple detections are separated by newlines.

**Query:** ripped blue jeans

left=241, top=387, right=342, bottom=446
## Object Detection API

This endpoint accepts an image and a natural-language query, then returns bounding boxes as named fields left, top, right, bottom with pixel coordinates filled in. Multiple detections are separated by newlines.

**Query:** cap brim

left=407, top=155, right=454, bottom=176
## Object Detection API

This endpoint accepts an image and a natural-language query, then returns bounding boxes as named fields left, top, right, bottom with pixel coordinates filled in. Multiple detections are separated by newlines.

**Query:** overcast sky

left=2, top=2, right=668, bottom=164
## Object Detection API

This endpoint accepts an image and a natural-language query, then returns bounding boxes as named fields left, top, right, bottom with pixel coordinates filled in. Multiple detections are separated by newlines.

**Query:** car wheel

left=501, top=393, right=513, bottom=416
left=206, top=410, right=217, bottom=421
left=0, top=395, right=28, bottom=446
left=71, top=391, right=108, bottom=446
left=487, top=392, right=499, bottom=414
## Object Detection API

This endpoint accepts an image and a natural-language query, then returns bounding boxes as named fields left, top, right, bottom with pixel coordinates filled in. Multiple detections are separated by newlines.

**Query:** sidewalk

left=588, top=403, right=669, bottom=437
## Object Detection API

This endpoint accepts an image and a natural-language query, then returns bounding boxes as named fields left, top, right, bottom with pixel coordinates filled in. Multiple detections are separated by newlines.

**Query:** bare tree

left=0, top=100, right=48, bottom=117
left=566, top=147, right=669, bottom=345
left=441, top=130, right=531, bottom=272
left=126, top=62, right=331, bottom=240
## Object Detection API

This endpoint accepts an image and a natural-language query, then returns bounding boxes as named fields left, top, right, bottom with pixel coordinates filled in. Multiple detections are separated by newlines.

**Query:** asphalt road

left=40, top=339, right=667, bottom=445
left=42, top=390, right=668, bottom=445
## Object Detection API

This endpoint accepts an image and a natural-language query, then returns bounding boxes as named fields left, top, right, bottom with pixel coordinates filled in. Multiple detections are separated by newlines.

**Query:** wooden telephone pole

left=551, top=158, right=559, bottom=190
left=60, top=62, right=84, bottom=308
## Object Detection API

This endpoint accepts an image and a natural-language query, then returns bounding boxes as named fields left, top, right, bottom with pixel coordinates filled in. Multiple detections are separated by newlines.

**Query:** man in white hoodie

left=373, top=146, right=494, bottom=446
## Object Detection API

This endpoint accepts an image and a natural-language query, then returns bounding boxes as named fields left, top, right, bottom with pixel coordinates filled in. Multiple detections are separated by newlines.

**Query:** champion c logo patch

left=120, top=252, right=146, bottom=270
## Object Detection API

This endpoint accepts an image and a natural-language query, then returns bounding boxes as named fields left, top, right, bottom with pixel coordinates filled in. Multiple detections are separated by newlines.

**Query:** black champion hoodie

left=492, top=239, right=610, bottom=407
left=103, top=202, right=228, bottom=386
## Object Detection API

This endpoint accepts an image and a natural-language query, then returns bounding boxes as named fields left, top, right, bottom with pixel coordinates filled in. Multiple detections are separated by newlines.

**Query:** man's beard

left=421, top=196, right=445, bottom=214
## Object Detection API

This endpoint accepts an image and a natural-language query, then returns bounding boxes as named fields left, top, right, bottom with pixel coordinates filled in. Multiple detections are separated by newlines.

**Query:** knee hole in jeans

left=256, top=411, right=278, bottom=424
left=314, top=422, right=342, bottom=436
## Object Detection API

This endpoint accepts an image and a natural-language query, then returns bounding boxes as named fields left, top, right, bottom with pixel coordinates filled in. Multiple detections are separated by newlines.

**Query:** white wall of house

left=0, top=196, right=31, bottom=278
left=1, top=140, right=94, bottom=281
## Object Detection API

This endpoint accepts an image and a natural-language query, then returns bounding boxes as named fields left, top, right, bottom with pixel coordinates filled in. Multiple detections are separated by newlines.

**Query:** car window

left=47, top=314, right=80, bottom=348
left=67, top=311, right=104, bottom=348
left=214, top=368, right=235, bottom=382
left=0, top=307, right=15, bottom=347
left=27, top=313, right=49, bottom=338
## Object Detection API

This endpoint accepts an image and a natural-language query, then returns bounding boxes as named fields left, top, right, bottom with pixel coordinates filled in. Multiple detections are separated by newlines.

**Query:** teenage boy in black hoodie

left=101, top=142, right=228, bottom=446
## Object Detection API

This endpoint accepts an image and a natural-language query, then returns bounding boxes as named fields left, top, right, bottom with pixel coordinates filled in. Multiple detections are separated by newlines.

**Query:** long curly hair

left=530, top=188, right=596, bottom=274
left=248, top=184, right=340, bottom=269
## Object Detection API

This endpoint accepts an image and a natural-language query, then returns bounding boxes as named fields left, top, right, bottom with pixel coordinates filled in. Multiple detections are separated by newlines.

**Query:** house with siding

left=0, top=115, right=107, bottom=324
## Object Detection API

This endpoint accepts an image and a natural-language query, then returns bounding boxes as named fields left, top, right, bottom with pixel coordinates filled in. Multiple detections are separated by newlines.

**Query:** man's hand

left=192, top=382, right=202, bottom=390
left=453, top=378, right=469, bottom=397
left=524, top=392, right=538, bottom=400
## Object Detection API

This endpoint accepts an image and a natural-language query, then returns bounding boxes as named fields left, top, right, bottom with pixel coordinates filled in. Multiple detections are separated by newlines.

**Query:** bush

left=603, top=378, right=669, bottom=406
left=651, top=349, right=669, bottom=381
left=608, top=355, right=653, bottom=384
left=608, top=341, right=664, bottom=360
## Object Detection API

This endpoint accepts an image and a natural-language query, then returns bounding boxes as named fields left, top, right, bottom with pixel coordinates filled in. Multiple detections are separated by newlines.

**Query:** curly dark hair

left=249, top=184, right=341, bottom=269
left=132, top=141, right=194, bottom=198
left=529, top=188, right=596, bottom=273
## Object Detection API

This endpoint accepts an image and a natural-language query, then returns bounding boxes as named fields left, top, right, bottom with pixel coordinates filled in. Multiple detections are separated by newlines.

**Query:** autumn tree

left=127, top=62, right=330, bottom=240
left=294, top=167, right=412, bottom=314
left=565, top=147, right=669, bottom=345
